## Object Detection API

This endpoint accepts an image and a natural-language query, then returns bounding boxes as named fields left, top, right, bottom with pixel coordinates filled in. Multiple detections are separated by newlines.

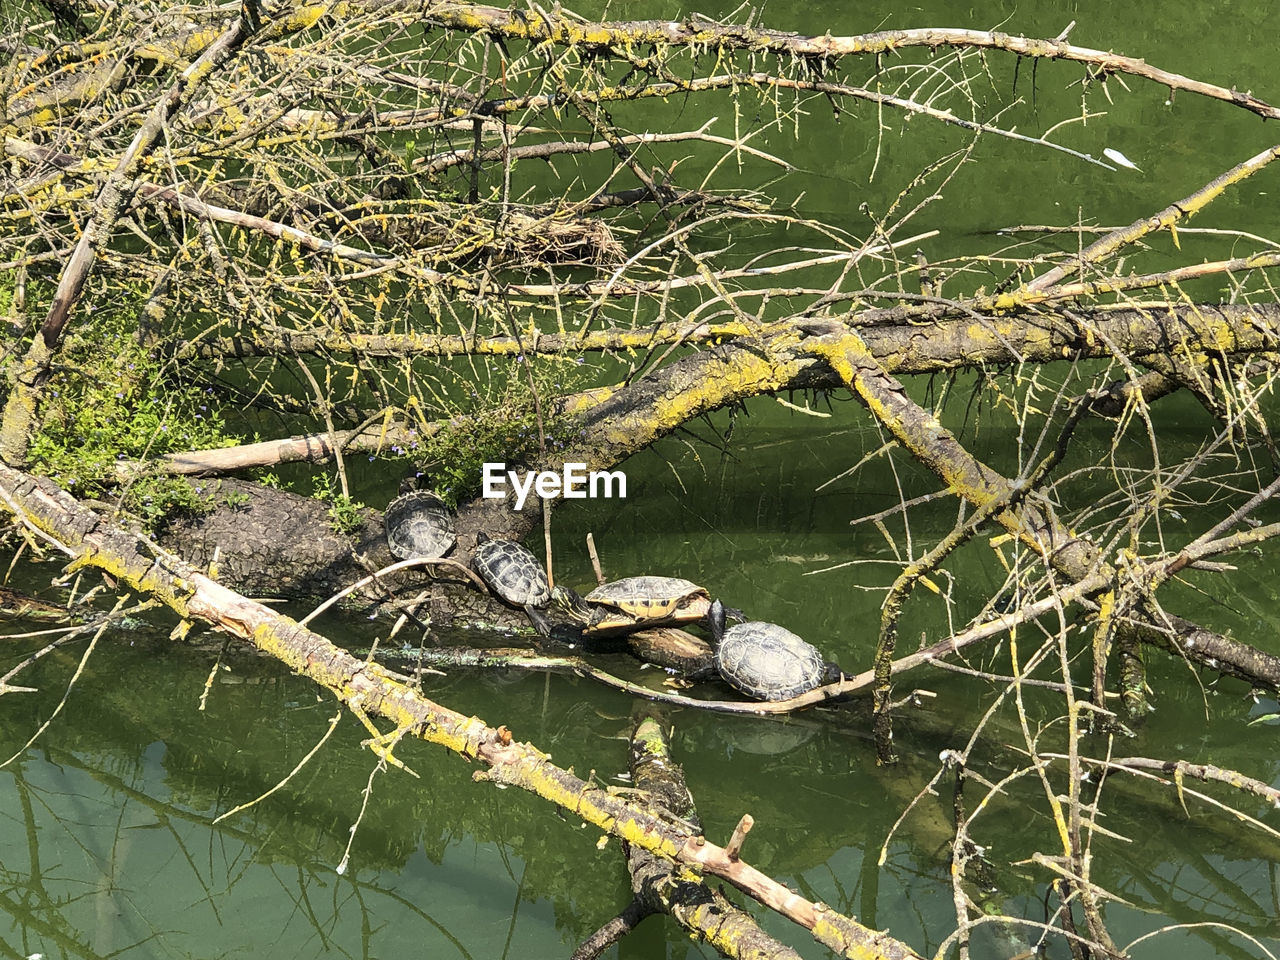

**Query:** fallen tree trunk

left=129, top=300, right=1280, bottom=483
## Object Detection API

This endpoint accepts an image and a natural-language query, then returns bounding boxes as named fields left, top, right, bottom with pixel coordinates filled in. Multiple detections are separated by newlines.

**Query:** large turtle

left=578, top=576, right=723, bottom=637
left=708, top=599, right=840, bottom=702
left=384, top=488, right=456, bottom=560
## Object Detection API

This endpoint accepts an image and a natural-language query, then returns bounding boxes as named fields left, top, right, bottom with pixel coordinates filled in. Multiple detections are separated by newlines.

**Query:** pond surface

left=4, top=0, right=1280, bottom=957
left=4, top=396, right=1279, bottom=959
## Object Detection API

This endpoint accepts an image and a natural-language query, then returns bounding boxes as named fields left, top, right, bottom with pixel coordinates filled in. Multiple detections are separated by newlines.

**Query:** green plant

left=311, top=477, right=366, bottom=535
left=28, top=301, right=240, bottom=530
left=0, top=269, right=13, bottom=317
left=223, top=490, right=251, bottom=509
left=409, top=356, right=591, bottom=506
left=125, top=474, right=212, bottom=529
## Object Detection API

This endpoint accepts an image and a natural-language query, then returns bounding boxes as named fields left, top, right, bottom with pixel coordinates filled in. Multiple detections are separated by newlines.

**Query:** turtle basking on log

left=708, top=599, right=843, bottom=702
left=383, top=487, right=456, bottom=561
left=469, top=534, right=599, bottom=637
left=576, top=576, right=722, bottom=637
left=378, top=496, right=732, bottom=678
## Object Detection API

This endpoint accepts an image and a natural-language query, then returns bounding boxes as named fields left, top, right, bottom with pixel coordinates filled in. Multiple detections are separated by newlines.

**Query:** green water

left=4, top=401, right=1279, bottom=959
left=5, top=0, right=1280, bottom=957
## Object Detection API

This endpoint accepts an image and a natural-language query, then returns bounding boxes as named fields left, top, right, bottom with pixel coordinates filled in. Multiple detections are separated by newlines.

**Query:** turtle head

left=822, top=660, right=846, bottom=686
left=398, top=471, right=426, bottom=495
left=549, top=584, right=596, bottom=626
left=707, top=599, right=727, bottom=644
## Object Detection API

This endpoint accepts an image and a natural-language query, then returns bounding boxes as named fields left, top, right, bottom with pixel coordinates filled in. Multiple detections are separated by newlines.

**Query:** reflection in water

left=0, top=742, right=569, bottom=959
left=0, top=628, right=1277, bottom=959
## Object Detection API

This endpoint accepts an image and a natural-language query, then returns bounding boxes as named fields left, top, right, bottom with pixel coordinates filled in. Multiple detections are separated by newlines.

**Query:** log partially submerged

left=574, top=714, right=805, bottom=960
left=159, top=476, right=533, bottom=631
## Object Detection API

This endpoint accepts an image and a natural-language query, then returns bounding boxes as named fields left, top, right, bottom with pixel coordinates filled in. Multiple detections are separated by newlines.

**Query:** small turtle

left=384, top=488, right=456, bottom=560
left=579, top=576, right=720, bottom=637
left=471, top=535, right=551, bottom=607
left=470, top=534, right=594, bottom=637
left=708, top=600, right=840, bottom=702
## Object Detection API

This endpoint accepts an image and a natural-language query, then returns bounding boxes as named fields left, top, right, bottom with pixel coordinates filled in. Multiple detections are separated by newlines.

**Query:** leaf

left=1103, top=148, right=1142, bottom=172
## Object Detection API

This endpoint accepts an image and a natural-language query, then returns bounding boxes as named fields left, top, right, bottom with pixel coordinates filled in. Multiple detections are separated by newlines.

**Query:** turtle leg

left=525, top=603, right=554, bottom=638
left=526, top=603, right=592, bottom=644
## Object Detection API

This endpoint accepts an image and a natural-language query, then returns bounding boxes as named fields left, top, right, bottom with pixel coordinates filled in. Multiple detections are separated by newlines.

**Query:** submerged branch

left=612, top=715, right=804, bottom=959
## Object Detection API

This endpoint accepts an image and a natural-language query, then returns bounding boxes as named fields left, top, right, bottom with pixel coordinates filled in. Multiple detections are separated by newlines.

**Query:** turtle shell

left=472, top=539, right=550, bottom=607
left=384, top=490, right=456, bottom=560
left=583, top=576, right=711, bottom=633
left=714, top=621, right=825, bottom=701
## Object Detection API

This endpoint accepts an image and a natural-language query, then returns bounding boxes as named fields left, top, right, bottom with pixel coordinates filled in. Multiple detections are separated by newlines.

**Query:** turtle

left=578, top=576, right=723, bottom=637
left=471, top=536, right=551, bottom=607
left=384, top=489, right=456, bottom=560
left=708, top=599, right=841, bottom=702
left=470, top=535, right=593, bottom=636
